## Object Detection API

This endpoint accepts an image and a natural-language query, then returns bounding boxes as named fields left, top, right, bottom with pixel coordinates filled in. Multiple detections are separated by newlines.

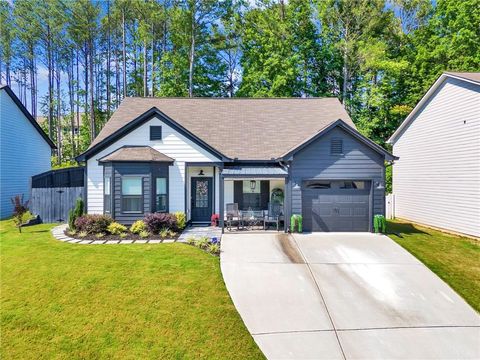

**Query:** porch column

left=219, top=170, right=224, bottom=233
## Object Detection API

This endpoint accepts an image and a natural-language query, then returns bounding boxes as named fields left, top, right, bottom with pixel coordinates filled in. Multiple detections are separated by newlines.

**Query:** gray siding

left=289, top=127, right=385, bottom=229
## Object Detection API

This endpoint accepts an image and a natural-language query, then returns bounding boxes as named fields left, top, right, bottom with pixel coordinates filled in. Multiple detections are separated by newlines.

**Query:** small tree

left=11, top=195, right=29, bottom=233
left=68, top=198, right=84, bottom=230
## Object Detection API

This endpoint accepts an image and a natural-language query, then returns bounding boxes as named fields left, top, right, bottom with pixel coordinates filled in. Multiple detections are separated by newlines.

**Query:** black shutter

left=260, top=180, right=270, bottom=210
left=234, top=181, right=243, bottom=210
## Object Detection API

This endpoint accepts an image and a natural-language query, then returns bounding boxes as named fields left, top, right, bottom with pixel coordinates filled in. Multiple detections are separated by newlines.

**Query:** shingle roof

left=444, top=72, right=480, bottom=84
left=99, top=146, right=174, bottom=163
left=88, top=97, right=354, bottom=160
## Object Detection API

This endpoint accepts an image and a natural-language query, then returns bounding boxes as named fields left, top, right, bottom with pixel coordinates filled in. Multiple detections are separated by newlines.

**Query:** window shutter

left=330, top=138, right=343, bottom=155
left=150, top=126, right=162, bottom=140
left=260, top=180, right=270, bottom=210
left=233, top=181, right=243, bottom=210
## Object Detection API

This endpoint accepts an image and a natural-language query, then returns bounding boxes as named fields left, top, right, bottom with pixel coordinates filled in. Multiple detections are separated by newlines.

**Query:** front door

left=191, top=177, right=213, bottom=222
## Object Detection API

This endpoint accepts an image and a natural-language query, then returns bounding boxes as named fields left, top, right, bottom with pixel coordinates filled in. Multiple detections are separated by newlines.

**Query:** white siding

left=87, top=116, right=220, bottom=214
left=392, top=77, right=480, bottom=237
left=0, top=91, right=51, bottom=218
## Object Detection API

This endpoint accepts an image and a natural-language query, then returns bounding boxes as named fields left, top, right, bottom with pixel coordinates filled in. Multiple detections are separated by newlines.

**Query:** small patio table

left=240, top=210, right=264, bottom=230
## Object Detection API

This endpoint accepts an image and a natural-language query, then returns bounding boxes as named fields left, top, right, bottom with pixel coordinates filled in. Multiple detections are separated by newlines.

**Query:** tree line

left=0, top=0, right=478, bottom=166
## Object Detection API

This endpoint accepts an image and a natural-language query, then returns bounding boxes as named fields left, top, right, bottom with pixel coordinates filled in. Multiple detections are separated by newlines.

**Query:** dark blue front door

left=191, top=177, right=213, bottom=222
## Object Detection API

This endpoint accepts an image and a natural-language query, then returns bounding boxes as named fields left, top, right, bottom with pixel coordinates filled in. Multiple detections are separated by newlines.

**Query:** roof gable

left=79, top=97, right=354, bottom=161
left=0, top=85, right=56, bottom=149
left=281, top=119, right=397, bottom=161
left=388, top=72, right=480, bottom=144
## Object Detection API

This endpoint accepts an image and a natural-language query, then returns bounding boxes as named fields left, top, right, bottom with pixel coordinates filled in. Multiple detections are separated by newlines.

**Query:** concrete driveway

left=220, top=232, right=480, bottom=359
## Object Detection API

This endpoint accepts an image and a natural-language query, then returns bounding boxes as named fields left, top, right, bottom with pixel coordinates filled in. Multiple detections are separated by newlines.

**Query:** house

left=388, top=72, right=480, bottom=238
left=0, top=85, right=56, bottom=219
left=77, top=98, right=396, bottom=232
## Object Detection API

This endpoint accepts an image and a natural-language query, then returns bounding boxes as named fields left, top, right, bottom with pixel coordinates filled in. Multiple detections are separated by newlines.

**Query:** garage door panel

left=302, top=182, right=370, bottom=232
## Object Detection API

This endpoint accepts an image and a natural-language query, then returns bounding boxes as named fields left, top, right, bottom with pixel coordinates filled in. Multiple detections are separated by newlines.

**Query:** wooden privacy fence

left=30, top=167, right=85, bottom=223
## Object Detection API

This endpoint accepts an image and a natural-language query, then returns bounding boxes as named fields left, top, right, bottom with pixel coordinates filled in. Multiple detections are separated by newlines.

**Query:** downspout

left=278, top=160, right=290, bottom=233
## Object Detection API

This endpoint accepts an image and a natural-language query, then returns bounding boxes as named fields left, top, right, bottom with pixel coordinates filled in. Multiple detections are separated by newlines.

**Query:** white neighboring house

left=388, top=72, right=480, bottom=238
left=0, top=85, right=56, bottom=219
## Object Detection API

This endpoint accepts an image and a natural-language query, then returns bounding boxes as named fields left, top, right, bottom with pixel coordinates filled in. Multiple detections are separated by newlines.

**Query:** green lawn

left=0, top=220, right=264, bottom=359
left=387, top=220, right=480, bottom=312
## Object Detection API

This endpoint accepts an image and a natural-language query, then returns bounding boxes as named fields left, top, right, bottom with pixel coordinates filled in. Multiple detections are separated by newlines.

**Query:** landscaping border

left=51, top=224, right=182, bottom=244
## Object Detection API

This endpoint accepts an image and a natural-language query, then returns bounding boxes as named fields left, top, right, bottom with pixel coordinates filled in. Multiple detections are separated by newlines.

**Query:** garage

left=302, top=180, right=371, bottom=232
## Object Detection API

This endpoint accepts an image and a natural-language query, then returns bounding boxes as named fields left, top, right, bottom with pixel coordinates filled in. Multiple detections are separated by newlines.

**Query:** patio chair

left=263, top=202, right=283, bottom=231
left=225, top=203, right=241, bottom=230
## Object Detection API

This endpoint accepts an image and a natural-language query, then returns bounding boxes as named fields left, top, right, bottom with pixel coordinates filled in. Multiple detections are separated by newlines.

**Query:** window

left=339, top=181, right=366, bottom=190
left=121, top=177, right=143, bottom=213
left=104, top=177, right=111, bottom=213
left=150, top=126, right=162, bottom=140
left=305, top=181, right=331, bottom=189
left=156, top=178, right=167, bottom=212
left=330, top=138, right=343, bottom=155
left=195, top=180, right=209, bottom=208
left=242, top=180, right=261, bottom=209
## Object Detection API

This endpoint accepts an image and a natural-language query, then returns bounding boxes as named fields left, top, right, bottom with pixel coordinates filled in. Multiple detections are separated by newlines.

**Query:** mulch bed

left=64, top=230, right=180, bottom=241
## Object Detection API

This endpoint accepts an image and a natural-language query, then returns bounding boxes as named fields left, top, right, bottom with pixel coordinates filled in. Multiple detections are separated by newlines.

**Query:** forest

left=0, top=0, right=479, bottom=167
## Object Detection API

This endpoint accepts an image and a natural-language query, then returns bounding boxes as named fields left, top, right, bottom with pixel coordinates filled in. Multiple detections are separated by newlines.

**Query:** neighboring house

left=0, top=85, right=56, bottom=219
left=77, top=98, right=395, bottom=232
left=388, top=72, right=480, bottom=238
left=37, top=113, right=84, bottom=136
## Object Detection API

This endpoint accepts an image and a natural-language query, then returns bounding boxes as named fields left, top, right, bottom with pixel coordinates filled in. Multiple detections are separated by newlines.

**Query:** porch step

left=190, top=221, right=211, bottom=227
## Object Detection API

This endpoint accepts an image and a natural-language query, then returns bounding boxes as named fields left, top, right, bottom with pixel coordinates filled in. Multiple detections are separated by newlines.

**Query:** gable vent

left=150, top=126, right=162, bottom=140
left=330, top=138, right=343, bottom=155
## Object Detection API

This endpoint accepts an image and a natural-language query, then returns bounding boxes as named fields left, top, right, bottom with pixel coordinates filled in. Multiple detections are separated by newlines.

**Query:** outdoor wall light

left=376, top=181, right=384, bottom=189
left=198, top=169, right=204, bottom=176
left=250, top=180, right=256, bottom=191
left=293, top=183, right=301, bottom=190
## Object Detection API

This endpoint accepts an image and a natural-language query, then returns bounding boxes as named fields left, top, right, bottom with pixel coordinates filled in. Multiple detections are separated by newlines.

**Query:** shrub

left=167, top=230, right=177, bottom=238
left=11, top=194, right=29, bottom=232
left=186, top=237, right=196, bottom=245
left=159, top=227, right=169, bottom=239
left=74, top=214, right=113, bottom=234
left=194, top=236, right=210, bottom=250
left=143, top=213, right=177, bottom=234
left=119, top=232, right=128, bottom=239
left=208, top=243, right=220, bottom=255
left=95, top=233, right=105, bottom=239
left=174, top=211, right=186, bottom=230
left=68, top=198, right=84, bottom=230
left=107, top=222, right=127, bottom=235
left=130, top=220, right=146, bottom=234
left=78, top=231, right=88, bottom=238
left=139, top=230, right=150, bottom=239
left=67, top=229, right=77, bottom=236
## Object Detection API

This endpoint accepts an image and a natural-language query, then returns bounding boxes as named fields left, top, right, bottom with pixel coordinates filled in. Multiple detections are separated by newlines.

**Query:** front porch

left=185, top=163, right=288, bottom=233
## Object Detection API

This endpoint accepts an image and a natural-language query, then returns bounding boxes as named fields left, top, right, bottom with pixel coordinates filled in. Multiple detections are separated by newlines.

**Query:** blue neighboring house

left=0, top=85, right=56, bottom=219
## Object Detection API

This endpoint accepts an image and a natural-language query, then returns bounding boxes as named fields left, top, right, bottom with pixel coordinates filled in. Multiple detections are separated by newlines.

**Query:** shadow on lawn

left=387, top=221, right=430, bottom=238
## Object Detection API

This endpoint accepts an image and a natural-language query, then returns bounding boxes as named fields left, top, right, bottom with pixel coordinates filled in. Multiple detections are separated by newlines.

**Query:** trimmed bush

left=174, top=211, right=186, bottom=230
left=74, top=214, right=113, bottom=234
left=143, top=213, right=177, bottom=234
left=107, top=222, right=127, bottom=235
left=130, top=220, right=146, bottom=234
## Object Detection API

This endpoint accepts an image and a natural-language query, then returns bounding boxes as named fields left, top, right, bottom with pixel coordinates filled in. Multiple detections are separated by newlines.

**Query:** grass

left=0, top=220, right=264, bottom=360
left=387, top=220, right=480, bottom=312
